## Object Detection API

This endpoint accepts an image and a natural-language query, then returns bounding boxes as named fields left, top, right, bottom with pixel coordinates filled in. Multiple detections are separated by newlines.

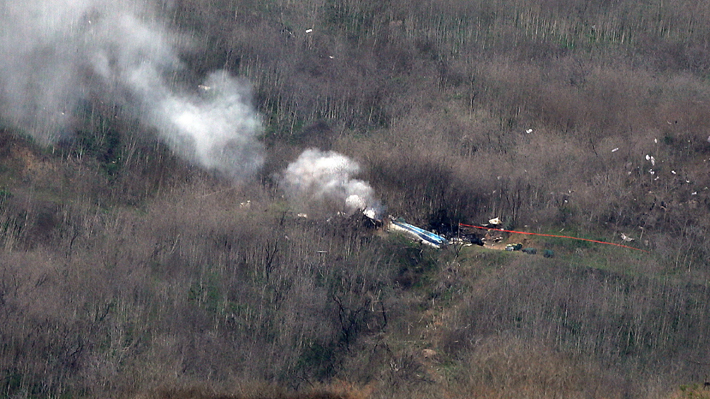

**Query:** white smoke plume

left=0, top=1, right=263, bottom=180
left=281, top=148, right=382, bottom=218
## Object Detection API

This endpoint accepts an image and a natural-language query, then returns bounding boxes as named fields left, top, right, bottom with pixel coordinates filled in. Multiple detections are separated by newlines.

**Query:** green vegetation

left=3, top=0, right=710, bottom=398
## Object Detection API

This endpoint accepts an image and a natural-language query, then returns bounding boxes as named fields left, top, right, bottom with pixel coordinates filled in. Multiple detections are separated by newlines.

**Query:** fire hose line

left=458, top=223, right=649, bottom=252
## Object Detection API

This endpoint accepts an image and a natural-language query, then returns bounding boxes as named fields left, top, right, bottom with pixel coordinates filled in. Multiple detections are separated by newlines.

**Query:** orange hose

left=458, top=223, right=648, bottom=252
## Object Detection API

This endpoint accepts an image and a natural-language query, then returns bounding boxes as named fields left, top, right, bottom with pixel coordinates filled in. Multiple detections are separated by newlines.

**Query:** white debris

left=649, top=169, right=655, bottom=175
left=488, top=217, right=502, bottom=226
left=645, top=154, right=656, bottom=166
left=305, top=29, right=313, bottom=33
left=692, top=192, right=698, bottom=195
left=297, top=213, right=308, bottom=218
left=611, top=147, right=619, bottom=152
left=671, top=170, right=676, bottom=175
left=620, top=233, right=634, bottom=242
left=239, top=200, right=251, bottom=209
left=525, top=129, right=533, bottom=134
left=198, top=84, right=211, bottom=91
left=654, top=138, right=658, bottom=143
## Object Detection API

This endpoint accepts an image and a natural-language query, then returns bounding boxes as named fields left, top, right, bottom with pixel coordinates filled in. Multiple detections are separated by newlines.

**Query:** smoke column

left=1, top=1, right=378, bottom=207
left=281, top=148, right=382, bottom=218
left=0, top=1, right=263, bottom=180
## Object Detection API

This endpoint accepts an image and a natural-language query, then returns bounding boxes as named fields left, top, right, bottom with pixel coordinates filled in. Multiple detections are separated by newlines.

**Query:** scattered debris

left=459, top=223, right=648, bottom=252
left=363, top=208, right=378, bottom=219
left=525, top=129, right=533, bottom=134
left=449, top=237, right=473, bottom=247
left=488, top=217, right=502, bottom=226
left=505, top=243, right=522, bottom=251
left=297, top=213, right=308, bottom=218
left=457, top=232, right=484, bottom=246
left=239, top=200, right=251, bottom=209
left=620, top=233, right=634, bottom=242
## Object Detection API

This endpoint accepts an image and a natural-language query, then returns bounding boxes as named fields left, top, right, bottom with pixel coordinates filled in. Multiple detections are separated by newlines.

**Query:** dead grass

left=134, top=381, right=371, bottom=399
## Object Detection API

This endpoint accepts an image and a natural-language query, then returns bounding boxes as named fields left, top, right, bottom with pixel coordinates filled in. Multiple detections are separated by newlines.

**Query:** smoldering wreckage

left=292, top=210, right=509, bottom=251
left=0, top=1, right=533, bottom=256
left=381, top=215, right=526, bottom=251
left=381, top=215, right=552, bottom=256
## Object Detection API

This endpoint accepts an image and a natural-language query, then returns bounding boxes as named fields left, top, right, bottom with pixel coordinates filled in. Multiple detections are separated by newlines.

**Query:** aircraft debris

left=488, top=217, right=502, bottom=226
left=387, top=217, right=448, bottom=248
left=646, top=154, right=656, bottom=166
left=620, top=233, right=634, bottom=242
left=505, top=243, right=522, bottom=251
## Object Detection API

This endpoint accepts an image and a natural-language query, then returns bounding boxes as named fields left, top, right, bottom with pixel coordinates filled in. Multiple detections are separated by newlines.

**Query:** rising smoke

left=0, top=0, right=264, bottom=180
left=280, top=148, right=382, bottom=218
left=0, top=1, right=381, bottom=211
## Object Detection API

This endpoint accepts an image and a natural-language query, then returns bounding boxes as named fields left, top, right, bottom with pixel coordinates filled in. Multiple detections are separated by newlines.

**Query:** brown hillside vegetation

left=136, top=383, right=365, bottom=399
left=2, top=0, right=710, bottom=398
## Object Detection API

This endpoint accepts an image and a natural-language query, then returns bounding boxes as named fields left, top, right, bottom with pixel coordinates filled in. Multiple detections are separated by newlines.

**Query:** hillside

left=2, top=0, right=710, bottom=398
